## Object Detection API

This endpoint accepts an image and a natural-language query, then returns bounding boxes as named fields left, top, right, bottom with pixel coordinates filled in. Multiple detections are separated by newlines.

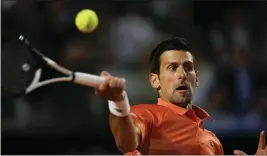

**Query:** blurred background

left=2, top=0, right=267, bottom=154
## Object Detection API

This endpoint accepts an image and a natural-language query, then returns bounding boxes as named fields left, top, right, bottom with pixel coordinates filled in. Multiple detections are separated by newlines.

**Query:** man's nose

left=177, top=66, right=186, bottom=80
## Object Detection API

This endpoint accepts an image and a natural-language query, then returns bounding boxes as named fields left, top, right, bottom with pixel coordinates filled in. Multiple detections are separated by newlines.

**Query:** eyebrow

left=165, top=60, right=193, bottom=65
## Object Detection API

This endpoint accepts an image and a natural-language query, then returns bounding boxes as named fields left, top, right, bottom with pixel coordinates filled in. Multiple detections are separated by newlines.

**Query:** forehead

left=160, top=50, right=193, bottom=64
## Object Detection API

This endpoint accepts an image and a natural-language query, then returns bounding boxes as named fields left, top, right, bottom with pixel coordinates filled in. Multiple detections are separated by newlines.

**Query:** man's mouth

left=176, top=85, right=189, bottom=91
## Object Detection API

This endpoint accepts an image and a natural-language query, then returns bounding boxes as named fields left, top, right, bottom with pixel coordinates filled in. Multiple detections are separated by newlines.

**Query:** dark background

left=2, top=0, right=267, bottom=154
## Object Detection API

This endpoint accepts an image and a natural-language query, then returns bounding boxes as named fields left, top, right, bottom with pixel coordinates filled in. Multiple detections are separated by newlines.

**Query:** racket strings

left=2, top=41, right=41, bottom=94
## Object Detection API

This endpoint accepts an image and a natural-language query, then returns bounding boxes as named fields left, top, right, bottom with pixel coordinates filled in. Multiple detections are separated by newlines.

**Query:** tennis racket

left=2, top=35, right=106, bottom=95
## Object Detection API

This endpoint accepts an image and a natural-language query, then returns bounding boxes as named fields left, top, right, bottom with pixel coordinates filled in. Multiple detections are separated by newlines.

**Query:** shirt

left=125, top=98, right=224, bottom=155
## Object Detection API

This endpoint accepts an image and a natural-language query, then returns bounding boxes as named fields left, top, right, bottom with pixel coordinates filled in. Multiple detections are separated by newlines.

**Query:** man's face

left=150, top=50, right=198, bottom=107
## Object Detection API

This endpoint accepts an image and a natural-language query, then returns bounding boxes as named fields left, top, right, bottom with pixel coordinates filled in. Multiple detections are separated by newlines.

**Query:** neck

left=175, top=102, right=192, bottom=109
left=186, top=103, right=193, bottom=109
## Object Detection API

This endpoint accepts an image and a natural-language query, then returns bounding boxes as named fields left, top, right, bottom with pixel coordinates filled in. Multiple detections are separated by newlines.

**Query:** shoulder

left=130, top=104, right=170, bottom=127
left=204, top=129, right=224, bottom=154
left=130, top=104, right=170, bottom=121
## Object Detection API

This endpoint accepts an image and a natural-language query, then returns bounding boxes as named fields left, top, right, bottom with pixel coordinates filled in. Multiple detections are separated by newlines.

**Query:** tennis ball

left=75, top=9, right=99, bottom=33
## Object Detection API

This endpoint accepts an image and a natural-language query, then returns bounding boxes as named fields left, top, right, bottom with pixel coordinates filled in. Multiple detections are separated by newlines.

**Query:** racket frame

left=19, top=35, right=105, bottom=94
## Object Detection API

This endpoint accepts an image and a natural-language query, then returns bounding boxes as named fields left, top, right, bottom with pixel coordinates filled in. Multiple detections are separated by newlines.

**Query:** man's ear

left=149, top=73, right=160, bottom=89
left=195, top=70, right=199, bottom=87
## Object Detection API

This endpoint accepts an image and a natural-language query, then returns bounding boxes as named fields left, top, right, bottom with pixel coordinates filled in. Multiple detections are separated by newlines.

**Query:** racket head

left=2, top=38, right=42, bottom=96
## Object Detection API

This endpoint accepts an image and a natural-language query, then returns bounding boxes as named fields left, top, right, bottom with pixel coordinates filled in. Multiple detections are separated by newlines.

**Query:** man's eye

left=168, top=65, right=176, bottom=71
left=184, top=65, right=193, bottom=71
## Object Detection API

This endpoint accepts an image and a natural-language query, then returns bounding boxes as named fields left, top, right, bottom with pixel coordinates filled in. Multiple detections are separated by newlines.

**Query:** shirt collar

left=157, top=98, right=213, bottom=121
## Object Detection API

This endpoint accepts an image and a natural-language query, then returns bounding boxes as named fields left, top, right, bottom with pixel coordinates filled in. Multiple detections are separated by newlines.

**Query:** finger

left=119, top=78, right=126, bottom=89
left=115, top=78, right=124, bottom=88
left=114, top=78, right=125, bottom=90
left=110, top=78, right=120, bottom=88
left=98, top=77, right=111, bottom=91
left=234, top=150, right=247, bottom=155
left=258, top=131, right=265, bottom=149
left=109, top=78, right=115, bottom=88
left=97, top=71, right=111, bottom=90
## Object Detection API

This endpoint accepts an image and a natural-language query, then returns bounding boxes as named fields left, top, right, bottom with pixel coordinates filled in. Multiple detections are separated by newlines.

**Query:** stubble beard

left=172, top=92, right=192, bottom=108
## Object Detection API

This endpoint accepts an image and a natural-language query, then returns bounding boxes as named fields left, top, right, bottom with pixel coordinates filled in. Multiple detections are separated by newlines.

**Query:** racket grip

left=74, top=72, right=105, bottom=87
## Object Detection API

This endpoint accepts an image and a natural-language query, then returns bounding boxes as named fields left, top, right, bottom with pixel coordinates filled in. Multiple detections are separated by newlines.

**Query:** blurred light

left=3, top=0, right=17, bottom=10
left=152, top=0, right=169, bottom=17
left=209, top=28, right=225, bottom=51
left=231, top=26, right=249, bottom=48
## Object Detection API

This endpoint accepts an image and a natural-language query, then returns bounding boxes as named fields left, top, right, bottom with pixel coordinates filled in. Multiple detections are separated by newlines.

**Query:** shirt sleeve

left=211, top=132, right=224, bottom=155
left=215, top=137, right=224, bottom=155
left=130, top=106, right=155, bottom=146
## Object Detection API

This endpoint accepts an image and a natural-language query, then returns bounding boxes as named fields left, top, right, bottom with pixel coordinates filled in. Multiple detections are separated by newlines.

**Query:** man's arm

left=109, top=113, right=141, bottom=153
left=95, top=71, right=142, bottom=153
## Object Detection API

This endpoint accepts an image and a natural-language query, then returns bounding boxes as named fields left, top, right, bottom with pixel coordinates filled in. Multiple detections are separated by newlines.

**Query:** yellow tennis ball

left=75, top=9, right=99, bottom=33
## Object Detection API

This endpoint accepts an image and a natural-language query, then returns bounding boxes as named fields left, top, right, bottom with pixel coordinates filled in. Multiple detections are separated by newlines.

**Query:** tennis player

left=96, top=37, right=266, bottom=155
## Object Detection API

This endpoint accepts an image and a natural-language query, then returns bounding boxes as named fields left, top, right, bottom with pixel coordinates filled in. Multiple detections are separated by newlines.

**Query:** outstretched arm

left=109, top=113, right=141, bottom=153
left=96, top=71, right=141, bottom=153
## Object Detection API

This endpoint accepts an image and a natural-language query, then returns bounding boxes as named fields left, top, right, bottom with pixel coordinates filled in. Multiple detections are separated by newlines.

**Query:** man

left=96, top=37, right=266, bottom=155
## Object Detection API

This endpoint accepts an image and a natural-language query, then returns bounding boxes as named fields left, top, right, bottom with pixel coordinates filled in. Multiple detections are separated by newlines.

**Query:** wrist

left=108, top=91, right=130, bottom=117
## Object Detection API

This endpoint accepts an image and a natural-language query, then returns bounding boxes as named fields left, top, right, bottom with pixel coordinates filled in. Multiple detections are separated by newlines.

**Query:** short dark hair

left=149, top=37, right=193, bottom=74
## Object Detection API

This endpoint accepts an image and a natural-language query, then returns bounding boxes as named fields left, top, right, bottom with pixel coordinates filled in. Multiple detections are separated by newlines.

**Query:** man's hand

left=96, top=71, right=126, bottom=102
left=234, top=131, right=267, bottom=155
